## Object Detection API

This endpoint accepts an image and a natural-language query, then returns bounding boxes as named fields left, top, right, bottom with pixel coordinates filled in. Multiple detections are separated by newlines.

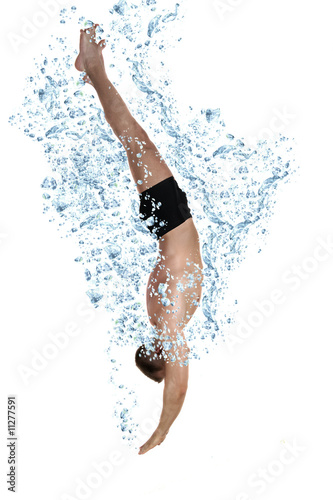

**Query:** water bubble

left=158, top=283, right=168, bottom=295
left=104, top=244, right=122, bottom=259
left=41, top=176, right=57, bottom=190
left=86, top=290, right=103, bottom=305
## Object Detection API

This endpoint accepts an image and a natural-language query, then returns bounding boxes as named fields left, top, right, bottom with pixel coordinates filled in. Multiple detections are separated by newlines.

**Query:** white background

left=1, top=0, right=333, bottom=499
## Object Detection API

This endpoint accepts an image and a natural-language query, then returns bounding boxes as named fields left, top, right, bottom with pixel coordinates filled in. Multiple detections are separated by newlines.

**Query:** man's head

left=135, top=342, right=166, bottom=383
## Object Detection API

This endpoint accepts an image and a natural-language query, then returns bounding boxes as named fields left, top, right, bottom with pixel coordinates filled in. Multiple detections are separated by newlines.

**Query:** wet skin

left=75, top=24, right=203, bottom=456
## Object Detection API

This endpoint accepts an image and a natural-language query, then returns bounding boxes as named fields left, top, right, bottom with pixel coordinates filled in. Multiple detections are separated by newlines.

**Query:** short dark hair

left=135, top=344, right=165, bottom=383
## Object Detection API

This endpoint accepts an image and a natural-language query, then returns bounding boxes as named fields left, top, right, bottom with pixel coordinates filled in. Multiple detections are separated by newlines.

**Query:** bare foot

left=75, top=23, right=106, bottom=85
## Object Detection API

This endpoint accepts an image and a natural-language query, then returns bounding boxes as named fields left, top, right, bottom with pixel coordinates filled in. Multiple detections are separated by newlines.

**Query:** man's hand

left=138, top=428, right=168, bottom=455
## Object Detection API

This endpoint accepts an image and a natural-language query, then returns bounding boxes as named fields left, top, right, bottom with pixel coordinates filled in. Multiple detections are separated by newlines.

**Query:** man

left=75, top=24, right=203, bottom=455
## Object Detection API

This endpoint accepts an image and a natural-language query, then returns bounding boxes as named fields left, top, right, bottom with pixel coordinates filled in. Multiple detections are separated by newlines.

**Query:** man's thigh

left=122, top=124, right=173, bottom=193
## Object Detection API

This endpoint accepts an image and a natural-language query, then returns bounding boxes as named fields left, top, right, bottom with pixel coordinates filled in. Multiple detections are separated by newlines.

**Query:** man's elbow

left=165, top=379, right=187, bottom=398
left=173, top=384, right=188, bottom=399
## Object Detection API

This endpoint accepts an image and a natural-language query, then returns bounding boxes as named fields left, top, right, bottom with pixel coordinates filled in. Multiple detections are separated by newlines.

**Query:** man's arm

left=158, top=354, right=188, bottom=434
left=138, top=328, right=189, bottom=455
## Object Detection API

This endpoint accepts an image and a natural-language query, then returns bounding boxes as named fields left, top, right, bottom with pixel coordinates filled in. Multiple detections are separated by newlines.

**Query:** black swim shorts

left=139, top=176, right=192, bottom=239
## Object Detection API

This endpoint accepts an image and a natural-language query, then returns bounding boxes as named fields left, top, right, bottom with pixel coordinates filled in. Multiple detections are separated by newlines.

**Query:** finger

left=98, top=39, right=106, bottom=50
left=140, top=440, right=157, bottom=455
left=138, top=442, right=150, bottom=455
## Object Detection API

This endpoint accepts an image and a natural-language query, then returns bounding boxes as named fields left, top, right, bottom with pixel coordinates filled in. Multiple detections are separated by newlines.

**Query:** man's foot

left=75, top=23, right=106, bottom=85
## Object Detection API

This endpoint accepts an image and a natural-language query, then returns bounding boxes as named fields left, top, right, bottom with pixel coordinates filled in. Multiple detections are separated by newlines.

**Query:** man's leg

left=75, top=25, right=173, bottom=193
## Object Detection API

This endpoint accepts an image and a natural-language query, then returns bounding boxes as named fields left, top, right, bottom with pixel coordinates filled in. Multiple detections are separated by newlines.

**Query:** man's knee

left=132, top=123, right=153, bottom=148
left=119, top=122, right=152, bottom=150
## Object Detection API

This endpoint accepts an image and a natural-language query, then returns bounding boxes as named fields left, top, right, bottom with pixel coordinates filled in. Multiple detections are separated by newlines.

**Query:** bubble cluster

left=9, top=0, right=298, bottom=443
